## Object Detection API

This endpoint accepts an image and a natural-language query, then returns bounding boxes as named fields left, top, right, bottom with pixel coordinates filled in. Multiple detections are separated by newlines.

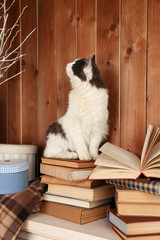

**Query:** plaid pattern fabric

left=0, top=180, right=46, bottom=240
left=106, top=179, right=160, bottom=196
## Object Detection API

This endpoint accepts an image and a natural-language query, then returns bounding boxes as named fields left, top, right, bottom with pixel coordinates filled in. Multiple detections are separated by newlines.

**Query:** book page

left=143, top=159, right=160, bottom=170
left=143, top=141, right=160, bottom=168
left=143, top=168, right=160, bottom=178
left=71, top=169, right=93, bottom=181
left=89, top=166, right=139, bottom=180
left=99, top=142, right=140, bottom=171
left=95, top=153, right=135, bottom=170
left=141, top=125, right=160, bottom=167
left=144, top=129, right=160, bottom=163
left=140, top=124, right=154, bottom=165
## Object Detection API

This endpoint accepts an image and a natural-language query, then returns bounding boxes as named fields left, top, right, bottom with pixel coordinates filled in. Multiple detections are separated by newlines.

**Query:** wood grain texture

left=120, top=0, right=147, bottom=156
left=21, top=0, right=37, bottom=144
left=7, top=0, right=21, bottom=143
left=97, top=0, right=120, bottom=146
left=77, top=0, right=96, bottom=58
left=1, top=0, right=160, bottom=161
left=38, top=0, right=57, bottom=148
left=0, top=84, right=8, bottom=143
left=56, top=0, right=77, bottom=118
left=147, top=0, right=160, bottom=128
left=0, top=0, right=8, bottom=142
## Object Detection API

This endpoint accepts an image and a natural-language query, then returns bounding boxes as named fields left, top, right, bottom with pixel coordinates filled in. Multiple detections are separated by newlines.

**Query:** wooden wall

left=0, top=0, right=160, bottom=158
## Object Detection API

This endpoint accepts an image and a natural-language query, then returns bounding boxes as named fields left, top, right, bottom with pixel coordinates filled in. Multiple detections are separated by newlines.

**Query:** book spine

left=106, top=179, right=160, bottom=196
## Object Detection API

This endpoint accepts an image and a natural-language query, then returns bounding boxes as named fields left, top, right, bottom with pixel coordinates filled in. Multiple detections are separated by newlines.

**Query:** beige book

left=89, top=124, right=160, bottom=180
left=41, top=175, right=106, bottom=188
left=42, top=192, right=110, bottom=209
left=40, top=163, right=93, bottom=181
left=116, top=186, right=160, bottom=203
left=116, top=202, right=160, bottom=217
left=113, top=226, right=160, bottom=240
left=21, top=212, right=119, bottom=240
left=41, top=158, right=95, bottom=168
left=47, top=184, right=115, bottom=201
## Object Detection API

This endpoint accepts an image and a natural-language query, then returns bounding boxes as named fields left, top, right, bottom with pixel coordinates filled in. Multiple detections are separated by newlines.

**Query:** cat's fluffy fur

left=43, top=55, right=109, bottom=160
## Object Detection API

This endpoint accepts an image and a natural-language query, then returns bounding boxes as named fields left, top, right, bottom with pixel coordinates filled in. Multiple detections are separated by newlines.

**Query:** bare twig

left=0, top=0, right=35, bottom=85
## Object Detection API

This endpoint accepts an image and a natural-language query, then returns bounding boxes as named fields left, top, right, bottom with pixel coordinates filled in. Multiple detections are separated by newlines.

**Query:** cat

left=43, top=55, right=109, bottom=160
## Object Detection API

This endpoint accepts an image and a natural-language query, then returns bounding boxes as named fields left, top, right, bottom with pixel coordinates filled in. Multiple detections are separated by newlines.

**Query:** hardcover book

left=108, top=209, right=160, bottom=235
left=41, top=175, right=106, bottom=188
left=20, top=212, right=119, bottom=240
left=40, top=163, right=93, bottom=181
left=42, top=192, right=111, bottom=209
left=116, top=202, right=160, bottom=217
left=40, top=201, right=110, bottom=224
left=47, top=184, right=115, bottom=201
left=89, top=124, right=160, bottom=180
left=41, top=158, right=95, bottom=169
left=112, top=225, right=160, bottom=240
left=115, top=186, right=160, bottom=203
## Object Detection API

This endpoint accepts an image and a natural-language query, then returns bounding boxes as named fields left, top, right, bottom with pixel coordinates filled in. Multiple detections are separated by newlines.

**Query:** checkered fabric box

left=0, top=160, right=29, bottom=194
left=0, top=160, right=28, bottom=173
left=106, top=179, right=160, bottom=196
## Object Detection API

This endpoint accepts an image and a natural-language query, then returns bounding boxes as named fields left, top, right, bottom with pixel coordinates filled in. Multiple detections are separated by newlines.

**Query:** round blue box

left=0, top=160, right=29, bottom=194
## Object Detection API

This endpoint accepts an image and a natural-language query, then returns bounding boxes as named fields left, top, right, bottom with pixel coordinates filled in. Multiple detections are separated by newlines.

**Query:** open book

left=89, top=124, right=160, bottom=180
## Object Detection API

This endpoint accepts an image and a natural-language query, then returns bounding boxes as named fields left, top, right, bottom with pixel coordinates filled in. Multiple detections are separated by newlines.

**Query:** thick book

left=18, top=231, right=50, bottom=240
left=105, top=179, right=160, bottom=196
left=41, top=175, right=106, bottom=188
left=40, top=201, right=110, bottom=224
left=42, top=192, right=111, bottom=209
left=108, top=209, right=160, bottom=236
left=89, top=124, right=160, bottom=180
left=20, top=212, right=119, bottom=240
left=116, top=185, right=160, bottom=203
left=116, top=201, right=160, bottom=217
left=41, top=158, right=95, bottom=168
left=112, top=225, right=160, bottom=240
left=40, top=163, right=93, bottom=181
left=47, top=184, right=115, bottom=201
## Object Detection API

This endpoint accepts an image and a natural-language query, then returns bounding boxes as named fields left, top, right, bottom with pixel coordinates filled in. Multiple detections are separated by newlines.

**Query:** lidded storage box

left=0, top=144, right=38, bottom=181
left=0, top=160, right=29, bottom=194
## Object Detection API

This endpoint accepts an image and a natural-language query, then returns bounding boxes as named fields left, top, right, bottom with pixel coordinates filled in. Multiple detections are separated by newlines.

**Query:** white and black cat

left=43, top=55, right=109, bottom=160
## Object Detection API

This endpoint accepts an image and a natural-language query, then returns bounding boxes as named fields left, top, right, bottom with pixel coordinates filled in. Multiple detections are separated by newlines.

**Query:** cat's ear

left=84, top=56, right=92, bottom=73
left=87, top=55, right=92, bottom=66
left=91, top=55, right=95, bottom=64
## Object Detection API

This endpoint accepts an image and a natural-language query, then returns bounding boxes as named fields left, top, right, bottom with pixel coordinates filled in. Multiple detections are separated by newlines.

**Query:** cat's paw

left=90, top=152, right=99, bottom=160
left=78, top=152, right=92, bottom=161
left=69, top=152, right=79, bottom=159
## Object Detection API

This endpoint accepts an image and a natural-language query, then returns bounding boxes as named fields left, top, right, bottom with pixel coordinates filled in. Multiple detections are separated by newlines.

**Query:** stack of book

left=40, top=157, right=115, bottom=224
left=89, top=124, right=160, bottom=239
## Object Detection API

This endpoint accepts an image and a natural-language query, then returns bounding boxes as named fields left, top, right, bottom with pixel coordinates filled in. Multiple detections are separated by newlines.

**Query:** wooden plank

left=56, top=0, right=77, bottom=118
left=97, top=0, right=120, bottom=146
left=38, top=0, right=57, bottom=148
left=7, top=0, right=21, bottom=143
left=0, top=81, right=8, bottom=143
left=147, top=0, right=160, bottom=128
left=0, top=0, right=8, bottom=143
left=21, top=0, right=37, bottom=144
left=120, top=0, right=147, bottom=156
left=77, top=0, right=96, bottom=58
